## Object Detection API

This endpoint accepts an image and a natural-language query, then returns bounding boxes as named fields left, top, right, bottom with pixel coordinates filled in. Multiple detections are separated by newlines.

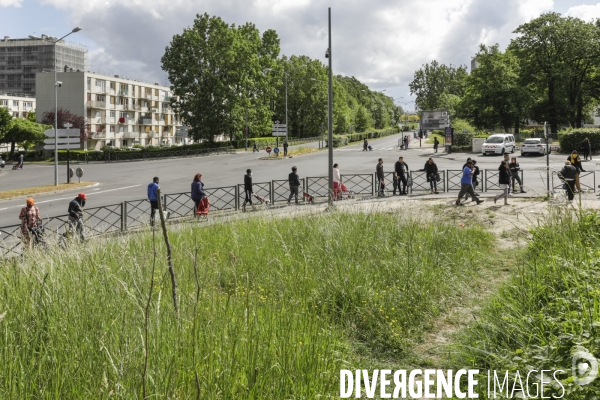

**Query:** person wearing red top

left=19, top=198, right=41, bottom=246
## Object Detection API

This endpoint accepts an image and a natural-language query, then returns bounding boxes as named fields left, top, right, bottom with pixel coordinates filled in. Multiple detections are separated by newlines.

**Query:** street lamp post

left=327, top=8, right=333, bottom=206
left=46, top=27, right=82, bottom=186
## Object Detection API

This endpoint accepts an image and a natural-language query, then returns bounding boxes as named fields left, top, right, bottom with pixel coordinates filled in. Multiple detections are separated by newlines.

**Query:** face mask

left=81, top=200, right=86, bottom=207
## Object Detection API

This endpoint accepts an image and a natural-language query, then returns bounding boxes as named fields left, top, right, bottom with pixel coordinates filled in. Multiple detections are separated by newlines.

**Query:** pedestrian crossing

left=335, top=147, right=401, bottom=152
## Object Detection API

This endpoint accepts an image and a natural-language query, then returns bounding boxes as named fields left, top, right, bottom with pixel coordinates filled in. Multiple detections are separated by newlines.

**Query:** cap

left=26, top=198, right=34, bottom=206
left=78, top=193, right=87, bottom=200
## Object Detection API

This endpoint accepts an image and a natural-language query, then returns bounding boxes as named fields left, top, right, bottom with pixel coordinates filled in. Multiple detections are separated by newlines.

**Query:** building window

left=95, top=79, right=106, bottom=91
left=110, top=111, right=115, bottom=118
left=87, top=77, right=91, bottom=91
left=110, top=82, right=116, bottom=89
left=110, top=125, right=115, bottom=133
left=24, top=102, right=32, bottom=108
left=96, top=95, right=105, bottom=102
left=123, top=140, right=128, bottom=146
left=119, top=111, right=127, bottom=118
left=13, top=101, right=18, bottom=107
left=0, top=100, right=7, bottom=106
left=120, top=126, right=125, bottom=133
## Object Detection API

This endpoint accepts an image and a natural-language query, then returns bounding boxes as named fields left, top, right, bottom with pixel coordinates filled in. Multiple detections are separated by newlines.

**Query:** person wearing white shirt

left=333, top=163, right=341, bottom=200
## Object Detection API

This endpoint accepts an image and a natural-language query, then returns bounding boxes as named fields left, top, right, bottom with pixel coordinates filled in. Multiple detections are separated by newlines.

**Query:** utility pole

left=327, top=7, right=334, bottom=206
left=245, top=106, right=248, bottom=151
left=545, top=121, right=550, bottom=195
left=285, top=74, right=288, bottom=143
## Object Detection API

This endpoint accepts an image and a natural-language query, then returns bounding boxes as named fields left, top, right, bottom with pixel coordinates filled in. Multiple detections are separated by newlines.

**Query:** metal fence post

left=409, top=171, right=413, bottom=194
left=270, top=181, right=275, bottom=204
left=121, top=202, right=126, bottom=231
left=594, top=171, right=596, bottom=193
left=235, top=185, right=239, bottom=210
left=445, top=169, right=448, bottom=193
left=163, top=194, right=168, bottom=215
left=371, top=173, right=375, bottom=196
left=484, top=169, right=487, bottom=192
left=303, top=177, right=307, bottom=202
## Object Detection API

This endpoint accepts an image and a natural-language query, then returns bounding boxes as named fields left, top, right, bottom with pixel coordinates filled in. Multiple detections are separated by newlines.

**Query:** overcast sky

left=2, top=0, right=600, bottom=110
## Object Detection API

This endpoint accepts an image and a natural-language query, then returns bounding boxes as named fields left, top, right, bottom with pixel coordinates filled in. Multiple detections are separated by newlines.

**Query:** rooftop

left=0, top=91, right=35, bottom=99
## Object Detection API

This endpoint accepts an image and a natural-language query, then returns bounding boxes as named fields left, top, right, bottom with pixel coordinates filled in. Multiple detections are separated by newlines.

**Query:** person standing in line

left=421, top=158, right=439, bottom=194
left=288, top=166, right=301, bottom=205
left=19, top=198, right=41, bottom=247
left=509, top=157, right=526, bottom=193
left=191, top=173, right=206, bottom=211
left=333, top=163, right=341, bottom=200
left=433, top=137, right=439, bottom=153
left=456, top=160, right=484, bottom=206
left=363, top=138, right=368, bottom=151
left=283, top=140, right=289, bottom=156
left=376, top=158, right=385, bottom=197
left=560, top=161, right=577, bottom=201
left=394, top=156, right=409, bottom=195
left=581, top=137, right=591, bottom=161
left=148, top=176, right=160, bottom=226
left=68, top=193, right=87, bottom=241
left=243, top=169, right=253, bottom=207
left=493, top=161, right=511, bottom=205
left=568, top=150, right=586, bottom=193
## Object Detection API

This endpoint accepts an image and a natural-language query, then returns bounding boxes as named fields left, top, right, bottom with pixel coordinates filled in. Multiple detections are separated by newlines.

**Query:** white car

left=482, top=134, right=516, bottom=155
left=521, top=138, right=547, bottom=156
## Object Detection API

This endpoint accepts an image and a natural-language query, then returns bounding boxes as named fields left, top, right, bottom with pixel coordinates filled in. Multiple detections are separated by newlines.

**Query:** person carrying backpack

left=68, top=193, right=87, bottom=241
left=148, top=176, right=160, bottom=226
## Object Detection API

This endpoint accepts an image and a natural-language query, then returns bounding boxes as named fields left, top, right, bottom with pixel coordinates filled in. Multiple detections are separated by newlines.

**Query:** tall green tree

left=409, top=61, right=467, bottom=111
left=354, top=106, right=371, bottom=132
left=162, top=13, right=280, bottom=142
left=461, top=45, right=531, bottom=132
left=0, top=107, right=13, bottom=143
left=4, top=119, right=49, bottom=156
left=509, top=13, right=600, bottom=132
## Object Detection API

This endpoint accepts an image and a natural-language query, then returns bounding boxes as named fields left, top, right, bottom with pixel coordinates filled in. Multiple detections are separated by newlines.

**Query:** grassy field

left=0, top=210, right=495, bottom=398
left=0, top=181, right=95, bottom=200
left=454, top=207, right=600, bottom=398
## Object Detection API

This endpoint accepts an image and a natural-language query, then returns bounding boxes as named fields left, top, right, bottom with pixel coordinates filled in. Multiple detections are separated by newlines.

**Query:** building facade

left=36, top=71, right=185, bottom=149
left=0, top=91, right=35, bottom=119
left=0, top=35, right=87, bottom=94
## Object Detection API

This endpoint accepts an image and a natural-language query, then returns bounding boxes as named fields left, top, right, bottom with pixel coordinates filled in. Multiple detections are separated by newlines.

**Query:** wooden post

left=156, top=188, right=178, bottom=314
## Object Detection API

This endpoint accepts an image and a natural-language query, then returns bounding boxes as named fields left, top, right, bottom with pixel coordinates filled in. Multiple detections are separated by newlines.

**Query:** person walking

left=568, top=151, right=586, bottom=193
left=333, top=163, right=342, bottom=200
left=363, top=138, right=368, bottom=151
left=376, top=158, right=385, bottom=197
left=253, top=142, right=259, bottom=153
left=464, top=159, right=481, bottom=201
left=283, top=140, right=289, bottom=156
left=509, top=157, right=526, bottom=193
left=560, top=161, right=577, bottom=201
left=581, top=137, right=591, bottom=161
left=18, top=153, right=24, bottom=169
left=191, top=173, right=206, bottom=212
left=493, top=161, right=511, bottom=205
left=403, top=136, right=409, bottom=150
left=19, top=198, right=41, bottom=247
left=500, top=154, right=512, bottom=195
left=243, top=169, right=253, bottom=207
left=148, top=176, right=160, bottom=226
left=288, top=166, right=301, bottom=205
left=421, top=158, right=439, bottom=194
left=68, top=193, right=87, bottom=241
left=394, top=156, right=409, bottom=195
left=456, top=160, right=483, bottom=206
left=433, top=137, right=439, bottom=153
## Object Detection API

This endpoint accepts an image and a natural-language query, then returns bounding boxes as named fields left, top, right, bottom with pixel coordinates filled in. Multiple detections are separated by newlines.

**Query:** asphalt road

left=0, top=132, right=596, bottom=226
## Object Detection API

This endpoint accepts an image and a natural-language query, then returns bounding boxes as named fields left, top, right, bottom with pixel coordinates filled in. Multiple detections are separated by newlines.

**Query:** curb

left=0, top=182, right=100, bottom=202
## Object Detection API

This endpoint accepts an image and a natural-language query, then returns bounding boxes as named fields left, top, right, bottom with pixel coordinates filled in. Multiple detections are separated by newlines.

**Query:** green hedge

left=558, top=128, right=600, bottom=154
left=332, top=128, right=400, bottom=148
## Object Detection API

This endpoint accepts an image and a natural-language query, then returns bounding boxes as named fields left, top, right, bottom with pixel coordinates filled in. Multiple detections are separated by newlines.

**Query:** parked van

left=481, top=134, right=516, bottom=155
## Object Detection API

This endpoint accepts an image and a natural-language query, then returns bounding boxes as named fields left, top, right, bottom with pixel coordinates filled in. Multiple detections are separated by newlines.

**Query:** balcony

left=138, top=118, right=152, bottom=125
left=118, top=90, right=129, bottom=96
left=94, top=117, right=106, bottom=124
left=123, top=131, right=137, bottom=139
left=93, top=131, right=115, bottom=139
left=88, top=100, right=106, bottom=109
left=106, top=117, right=115, bottom=124
left=114, top=104, right=124, bottom=111
left=109, top=88, right=116, bottom=95
left=147, top=130, right=157, bottom=138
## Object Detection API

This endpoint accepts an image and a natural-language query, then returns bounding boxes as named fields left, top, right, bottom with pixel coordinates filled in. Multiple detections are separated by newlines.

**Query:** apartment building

left=36, top=71, right=185, bottom=149
left=0, top=91, right=35, bottom=119
left=0, top=35, right=87, bottom=94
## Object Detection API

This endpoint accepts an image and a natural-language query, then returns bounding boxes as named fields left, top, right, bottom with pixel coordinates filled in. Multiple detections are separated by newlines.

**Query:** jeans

left=565, top=180, right=575, bottom=200
left=511, top=173, right=523, bottom=191
left=457, top=183, right=478, bottom=203
left=68, top=216, right=86, bottom=241
left=244, top=190, right=253, bottom=205
left=284, top=147, right=288, bottom=156
left=288, top=186, right=299, bottom=204
left=493, top=184, right=509, bottom=204
left=428, top=174, right=437, bottom=192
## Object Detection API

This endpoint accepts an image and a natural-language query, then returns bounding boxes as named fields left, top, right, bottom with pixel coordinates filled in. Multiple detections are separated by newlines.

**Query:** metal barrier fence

left=2, top=169, right=598, bottom=259
left=484, top=170, right=524, bottom=191
left=551, top=171, right=596, bottom=192
left=272, top=179, right=305, bottom=204
left=105, top=147, right=234, bottom=163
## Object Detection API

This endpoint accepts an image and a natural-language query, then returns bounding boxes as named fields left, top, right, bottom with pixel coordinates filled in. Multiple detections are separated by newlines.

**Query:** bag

left=435, top=173, right=441, bottom=182
left=407, top=177, right=413, bottom=187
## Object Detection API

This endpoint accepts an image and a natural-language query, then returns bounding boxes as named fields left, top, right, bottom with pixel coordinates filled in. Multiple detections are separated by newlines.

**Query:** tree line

left=409, top=12, right=600, bottom=134
left=161, top=13, right=402, bottom=143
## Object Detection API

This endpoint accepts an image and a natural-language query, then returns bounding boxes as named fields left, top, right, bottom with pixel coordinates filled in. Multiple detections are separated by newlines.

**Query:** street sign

left=272, top=123, right=287, bottom=137
left=44, top=137, right=80, bottom=144
left=44, top=143, right=81, bottom=150
left=76, top=167, right=84, bottom=183
left=68, top=168, right=74, bottom=178
left=266, top=146, right=272, bottom=154
left=273, top=147, right=280, bottom=155
left=44, top=129, right=80, bottom=138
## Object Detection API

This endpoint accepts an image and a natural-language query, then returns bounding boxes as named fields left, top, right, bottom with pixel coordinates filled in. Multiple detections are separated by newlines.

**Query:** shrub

left=558, top=128, right=600, bottom=154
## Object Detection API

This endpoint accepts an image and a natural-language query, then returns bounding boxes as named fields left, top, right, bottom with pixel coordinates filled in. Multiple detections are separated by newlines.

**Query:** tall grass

left=0, top=211, right=494, bottom=398
left=455, top=208, right=600, bottom=398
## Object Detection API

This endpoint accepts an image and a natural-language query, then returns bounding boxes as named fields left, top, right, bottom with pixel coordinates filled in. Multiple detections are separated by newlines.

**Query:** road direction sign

left=44, top=143, right=81, bottom=150
left=266, top=146, right=272, bottom=154
left=273, top=147, right=280, bottom=155
left=44, top=137, right=80, bottom=144
left=272, top=123, right=287, bottom=136
left=44, top=129, right=80, bottom=138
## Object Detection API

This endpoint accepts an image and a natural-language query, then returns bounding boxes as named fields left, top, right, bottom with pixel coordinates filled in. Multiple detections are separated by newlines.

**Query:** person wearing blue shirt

left=147, top=177, right=160, bottom=226
left=456, top=161, right=484, bottom=206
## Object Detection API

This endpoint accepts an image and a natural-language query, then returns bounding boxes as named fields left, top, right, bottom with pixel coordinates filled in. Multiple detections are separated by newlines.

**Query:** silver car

left=521, top=138, right=547, bottom=156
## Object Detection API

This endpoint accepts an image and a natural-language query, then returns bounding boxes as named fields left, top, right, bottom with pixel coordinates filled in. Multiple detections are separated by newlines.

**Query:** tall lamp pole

left=47, top=27, right=82, bottom=186
left=327, top=8, right=333, bottom=206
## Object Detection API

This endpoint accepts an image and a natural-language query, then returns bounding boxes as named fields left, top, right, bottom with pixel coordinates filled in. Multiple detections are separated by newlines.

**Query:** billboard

left=421, top=110, right=449, bottom=130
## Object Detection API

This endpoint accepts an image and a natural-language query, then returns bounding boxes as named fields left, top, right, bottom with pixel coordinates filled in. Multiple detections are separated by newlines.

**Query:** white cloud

left=0, top=0, right=23, bottom=6
left=565, top=3, right=600, bottom=21
left=36, top=0, right=560, bottom=100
